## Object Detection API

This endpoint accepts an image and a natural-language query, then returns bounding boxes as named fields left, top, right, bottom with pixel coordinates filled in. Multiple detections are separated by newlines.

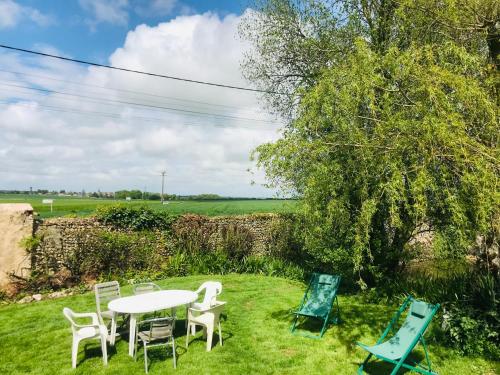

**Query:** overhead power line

left=0, top=81, right=278, bottom=124
left=0, top=100, right=270, bottom=130
left=0, top=68, right=266, bottom=114
left=0, top=44, right=285, bottom=95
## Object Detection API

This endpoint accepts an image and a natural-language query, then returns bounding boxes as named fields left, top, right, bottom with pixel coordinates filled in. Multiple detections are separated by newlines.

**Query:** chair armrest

left=187, top=306, right=206, bottom=313
left=189, top=301, right=226, bottom=314
left=71, top=312, right=100, bottom=326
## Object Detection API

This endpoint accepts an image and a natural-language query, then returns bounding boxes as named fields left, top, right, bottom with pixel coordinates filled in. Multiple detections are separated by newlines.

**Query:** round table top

left=108, top=290, right=198, bottom=314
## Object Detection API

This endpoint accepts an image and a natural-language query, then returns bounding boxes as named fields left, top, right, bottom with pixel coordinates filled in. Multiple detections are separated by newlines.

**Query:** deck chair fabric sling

left=357, top=295, right=440, bottom=375
left=290, top=273, right=341, bottom=339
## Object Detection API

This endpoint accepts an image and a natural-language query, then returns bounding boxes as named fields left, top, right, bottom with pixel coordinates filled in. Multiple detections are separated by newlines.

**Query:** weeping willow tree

left=240, top=0, right=499, bottom=285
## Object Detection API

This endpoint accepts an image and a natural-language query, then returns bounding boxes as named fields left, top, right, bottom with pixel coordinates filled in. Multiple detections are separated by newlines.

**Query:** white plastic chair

left=135, top=317, right=177, bottom=373
left=187, top=281, right=223, bottom=333
left=132, top=282, right=161, bottom=295
left=186, top=302, right=226, bottom=352
left=62, top=307, right=108, bottom=368
left=193, top=281, right=222, bottom=310
left=94, top=281, right=127, bottom=345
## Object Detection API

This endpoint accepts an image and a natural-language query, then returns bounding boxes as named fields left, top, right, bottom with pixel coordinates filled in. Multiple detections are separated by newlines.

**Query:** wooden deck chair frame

left=290, top=273, right=341, bottom=339
left=357, top=295, right=440, bottom=375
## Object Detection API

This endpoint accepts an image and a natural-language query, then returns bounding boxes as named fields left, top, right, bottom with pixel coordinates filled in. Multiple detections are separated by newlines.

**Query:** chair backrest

left=132, top=282, right=161, bottom=295
left=307, top=273, right=341, bottom=306
left=141, top=317, right=175, bottom=341
left=95, top=281, right=121, bottom=316
left=195, top=281, right=222, bottom=309
left=388, top=299, right=439, bottom=350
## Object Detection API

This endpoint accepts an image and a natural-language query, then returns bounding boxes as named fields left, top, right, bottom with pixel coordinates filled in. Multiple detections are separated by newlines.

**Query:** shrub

left=171, top=214, right=214, bottom=254
left=441, top=304, right=499, bottom=359
left=66, top=230, right=162, bottom=278
left=218, top=224, right=253, bottom=260
left=267, top=213, right=304, bottom=262
left=95, top=204, right=177, bottom=231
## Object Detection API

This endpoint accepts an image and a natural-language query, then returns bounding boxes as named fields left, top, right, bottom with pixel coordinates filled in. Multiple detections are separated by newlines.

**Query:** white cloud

left=0, top=0, right=53, bottom=29
left=79, top=0, right=129, bottom=28
left=0, top=12, right=280, bottom=196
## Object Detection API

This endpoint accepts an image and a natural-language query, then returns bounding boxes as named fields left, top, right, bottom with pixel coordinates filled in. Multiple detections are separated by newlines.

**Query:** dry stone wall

left=32, top=214, right=281, bottom=274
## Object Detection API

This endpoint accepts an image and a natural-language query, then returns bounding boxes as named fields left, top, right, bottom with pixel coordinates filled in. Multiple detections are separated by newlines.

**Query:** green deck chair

left=357, top=295, right=440, bottom=375
left=290, top=273, right=341, bottom=339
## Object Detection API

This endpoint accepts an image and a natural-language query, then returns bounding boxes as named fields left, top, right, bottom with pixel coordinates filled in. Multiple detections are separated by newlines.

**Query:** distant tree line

left=0, top=189, right=291, bottom=201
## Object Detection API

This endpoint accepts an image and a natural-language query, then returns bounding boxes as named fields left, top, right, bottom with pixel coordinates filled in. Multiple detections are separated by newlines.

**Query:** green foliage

left=172, top=214, right=214, bottom=254
left=244, top=2, right=499, bottom=286
left=218, top=224, right=254, bottom=260
left=95, top=204, right=178, bottom=231
left=66, top=230, right=163, bottom=278
left=148, top=251, right=304, bottom=281
left=19, top=235, right=41, bottom=253
left=441, top=305, right=499, bottom=359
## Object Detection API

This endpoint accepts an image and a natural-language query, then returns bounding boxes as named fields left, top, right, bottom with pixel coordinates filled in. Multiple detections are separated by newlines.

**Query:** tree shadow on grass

left=173, top=318, right=234, bottom=352
left=80, top=341, right=117, bottom=367
left=269, top=302, right=387, bottom=350
left=134, top=343, right=181, bottom=372
left=269, top=300, right=431, bottom=374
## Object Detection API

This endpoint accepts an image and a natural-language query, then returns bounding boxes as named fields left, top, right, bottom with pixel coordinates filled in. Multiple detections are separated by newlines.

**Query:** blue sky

left=1, top=0, right=246, bottom=61
left=0, top=1, right=281, bottom=197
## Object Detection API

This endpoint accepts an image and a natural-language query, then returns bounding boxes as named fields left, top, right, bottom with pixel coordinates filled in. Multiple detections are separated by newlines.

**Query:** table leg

left=128, top=314, right=137, bottom=357
left=110, top=312, right=117, bottom=346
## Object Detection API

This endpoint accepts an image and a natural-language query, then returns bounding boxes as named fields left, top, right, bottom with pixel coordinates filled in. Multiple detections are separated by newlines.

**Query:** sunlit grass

left=0, top=274, right=497, bottom=374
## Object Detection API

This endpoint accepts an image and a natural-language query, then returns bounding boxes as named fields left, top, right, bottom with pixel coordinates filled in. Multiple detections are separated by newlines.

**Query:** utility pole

left=160, top=171, right=166, bottom=203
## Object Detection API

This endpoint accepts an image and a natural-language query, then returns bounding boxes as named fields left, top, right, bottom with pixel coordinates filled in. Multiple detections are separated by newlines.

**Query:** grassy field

left=0, top=274, right=497, bottom=375
left=0, top=194, right=296, bottom=218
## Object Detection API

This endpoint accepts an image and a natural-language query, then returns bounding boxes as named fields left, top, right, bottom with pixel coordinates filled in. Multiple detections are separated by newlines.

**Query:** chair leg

left=186, top=323, right=190, bottom=349
left=144, top=343, right=148, bottom=374
left=290, top=314, right=299, bottom=333
left=319, top=316, right=329, bottom=337
left=71, top=338, right=79, bottom=369
left=206, top=325, right=214, bottom=352
left=171, top=337, right=177, bottom=369
left=171, top=307, right=177, bottom=330
left=134, top=335, right=138, bottom=361
left=101, top=335, right=108, bottom=366
left=390, top=357, right=405, bottom=375
left=218, top=322, right=223, bottom=346
left=421, top=335, right=433, bottom=372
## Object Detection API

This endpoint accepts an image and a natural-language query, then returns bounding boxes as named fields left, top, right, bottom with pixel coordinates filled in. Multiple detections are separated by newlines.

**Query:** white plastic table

left=108, top=290, right=198, bottom=356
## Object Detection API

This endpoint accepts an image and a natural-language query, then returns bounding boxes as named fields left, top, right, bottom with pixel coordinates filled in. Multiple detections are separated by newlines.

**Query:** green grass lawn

left=0, top=194, right=297, bottom=218
left=0, top=275, right=497, bottom=375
